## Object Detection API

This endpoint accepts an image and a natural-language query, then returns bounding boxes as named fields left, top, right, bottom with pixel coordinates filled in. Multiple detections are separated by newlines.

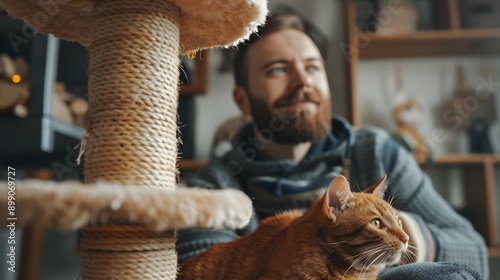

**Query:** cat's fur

left=178, top=175, right=409, bottom=280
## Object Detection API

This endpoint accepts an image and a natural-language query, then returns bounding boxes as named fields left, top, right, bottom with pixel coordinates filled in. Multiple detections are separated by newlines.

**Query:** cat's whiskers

left=319, top=240, right=348, bottom=246
left=368, top=252, right=392, bottom=279
left=344, top=251, right=372, bottom=275
left=406, top=244, right=417, bottom=251
left=343, top=247, right=384, bottom=278
left=401, top=244, right=418, bottom=263
left=388, top=192, right=406, bottom=209
left=358, top=249, right=386, bottom=280
left=390, top=197, right=404, bottom=209
left=343, top=255, right=368, bottom=278
left=344, top=245, right=384, bottom=260
left=179, top=64, right=190, bottom=84
left=388, top=192, right=397, bottom=206
left=354, top=182, right=362, bottom=192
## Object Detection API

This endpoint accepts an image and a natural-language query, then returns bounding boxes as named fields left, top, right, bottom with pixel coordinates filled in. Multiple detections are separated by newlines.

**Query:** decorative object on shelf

left=467, top=118, right=494, bottom=153
left=449, top=65, right=497, bottom=153
left=53, top=82, right=88, bottom=126
left=390, top=66, right=431, bottom=164
left=0, top=53, right=29, bottom=78
left=460, top=0, right=500, bottom=29
left=356, top=0, right=378, bottom=32
left=0, top=80, right=29, bottom=117
left=376, top=0, right=418, bottom=34
left=51, top=82, right=74, bottom=124
left=345, top=0, right=499, bottom=250
left=0, top=0, right=267, bottom=279
left=413, top=0, right=434, bottom=30
left=0, top=53, right=30, bottom=118
left=357, top=0, right=433, bottom=32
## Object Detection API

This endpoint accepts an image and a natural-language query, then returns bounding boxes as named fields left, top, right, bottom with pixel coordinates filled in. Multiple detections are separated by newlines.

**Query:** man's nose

left=290, top=64, right=311, bottom=89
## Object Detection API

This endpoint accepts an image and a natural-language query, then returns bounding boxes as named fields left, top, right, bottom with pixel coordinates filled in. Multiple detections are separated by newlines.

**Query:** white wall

left=193, top=0, right=348, bottom=159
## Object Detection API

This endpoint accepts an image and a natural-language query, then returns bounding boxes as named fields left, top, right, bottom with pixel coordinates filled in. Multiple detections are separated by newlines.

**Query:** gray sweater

left=177, top=117, right=488, bottom=278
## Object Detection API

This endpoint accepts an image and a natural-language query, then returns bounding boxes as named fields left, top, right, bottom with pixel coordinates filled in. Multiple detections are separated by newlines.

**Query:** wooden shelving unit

left=489, top=247, right=500, bottom=258
left=494, top=155, right=500, bottom=163
left=177, top=159, right=207, bottom=170
left=0, top=33, right=85, bottom=158
left=434, top=154, right=500, bottom=164
left=344, top=0, right=500, bottom=258
left=357, top=28, right=500, bottom=59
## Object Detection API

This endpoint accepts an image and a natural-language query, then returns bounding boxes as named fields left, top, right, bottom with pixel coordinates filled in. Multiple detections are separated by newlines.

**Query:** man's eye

left=269, top=67, right=286, bottom=75
left=307, top=65, right=320, bottom=72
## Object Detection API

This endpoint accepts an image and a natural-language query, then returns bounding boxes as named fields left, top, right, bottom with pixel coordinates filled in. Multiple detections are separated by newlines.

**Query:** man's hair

left=233, top=11, right=328, bottom=89
left=233, top=12, right=316, bottom=90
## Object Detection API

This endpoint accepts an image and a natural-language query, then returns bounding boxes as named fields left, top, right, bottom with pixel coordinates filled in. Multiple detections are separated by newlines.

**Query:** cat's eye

left=371, top=218, right=381, bottom=229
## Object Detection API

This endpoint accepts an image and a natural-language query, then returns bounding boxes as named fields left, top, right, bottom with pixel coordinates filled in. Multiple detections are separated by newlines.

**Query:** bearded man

left=176, top=12, right=488, bottom=280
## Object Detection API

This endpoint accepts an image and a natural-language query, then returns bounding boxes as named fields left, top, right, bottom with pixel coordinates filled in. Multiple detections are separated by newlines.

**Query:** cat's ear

left=364, top=174, right=388, bottom=199
left=323, top=175, right=354, bottom=220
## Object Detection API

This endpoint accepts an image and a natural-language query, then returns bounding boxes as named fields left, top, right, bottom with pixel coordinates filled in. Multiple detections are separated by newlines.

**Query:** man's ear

left=233, top=86, right=251, bottom=115
left=323, top=175, right=353, bottom=221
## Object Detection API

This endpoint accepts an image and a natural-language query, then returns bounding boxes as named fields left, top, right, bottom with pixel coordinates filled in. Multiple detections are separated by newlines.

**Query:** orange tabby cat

left=178, top=175, right=409, bottom=280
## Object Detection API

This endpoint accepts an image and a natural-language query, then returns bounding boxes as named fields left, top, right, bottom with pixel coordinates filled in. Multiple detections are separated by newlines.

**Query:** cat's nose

left=399, top=233, right=409, bottom=244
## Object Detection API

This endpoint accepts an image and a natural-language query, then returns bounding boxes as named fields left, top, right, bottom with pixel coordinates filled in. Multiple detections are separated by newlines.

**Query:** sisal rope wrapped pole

left=82, top=0, right=180, bottom=278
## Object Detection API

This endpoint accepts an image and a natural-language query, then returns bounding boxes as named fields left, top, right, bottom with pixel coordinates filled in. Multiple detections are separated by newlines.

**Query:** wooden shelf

left=488, top=247, right=500, bottom=257
left=433, top=154, right=500, bottom=165
left=177, top=159, right=207, bottom=170
left=493, top=155, right=500, bottom=163
left=356, top=29, right=500, bottom=59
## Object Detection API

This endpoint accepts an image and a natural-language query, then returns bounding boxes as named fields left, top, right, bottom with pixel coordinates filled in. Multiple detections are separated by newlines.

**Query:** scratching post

left=0, top=0, right=267, bottom=278
left=83, top=1, right=180, bottom=277
left=81, top=225, right=176, bottom=279
left=86, top=0, right=180, bottom=189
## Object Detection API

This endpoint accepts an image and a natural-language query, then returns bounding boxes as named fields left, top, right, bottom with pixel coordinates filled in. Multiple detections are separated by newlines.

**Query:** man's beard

left=248, top=89, right=332, bottom=144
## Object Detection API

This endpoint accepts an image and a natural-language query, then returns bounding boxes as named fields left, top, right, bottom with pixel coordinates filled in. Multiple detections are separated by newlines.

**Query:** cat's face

left=317, top=175, right=409, bottom=269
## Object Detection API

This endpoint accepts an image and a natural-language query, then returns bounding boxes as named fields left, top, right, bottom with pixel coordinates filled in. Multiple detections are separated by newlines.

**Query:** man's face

left=243, top=29, right=332, bottom=144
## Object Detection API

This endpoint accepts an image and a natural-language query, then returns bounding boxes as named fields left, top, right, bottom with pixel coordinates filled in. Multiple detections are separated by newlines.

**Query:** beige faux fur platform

left=0, top=0, right=267, bottom=52
left=0, top=180, right=253, bottom=231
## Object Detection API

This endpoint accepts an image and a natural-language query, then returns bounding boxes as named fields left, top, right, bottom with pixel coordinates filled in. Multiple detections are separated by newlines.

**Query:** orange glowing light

left=11, top=74, right=21, bottom=84
left=187, top=51, right=196, bottom=59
